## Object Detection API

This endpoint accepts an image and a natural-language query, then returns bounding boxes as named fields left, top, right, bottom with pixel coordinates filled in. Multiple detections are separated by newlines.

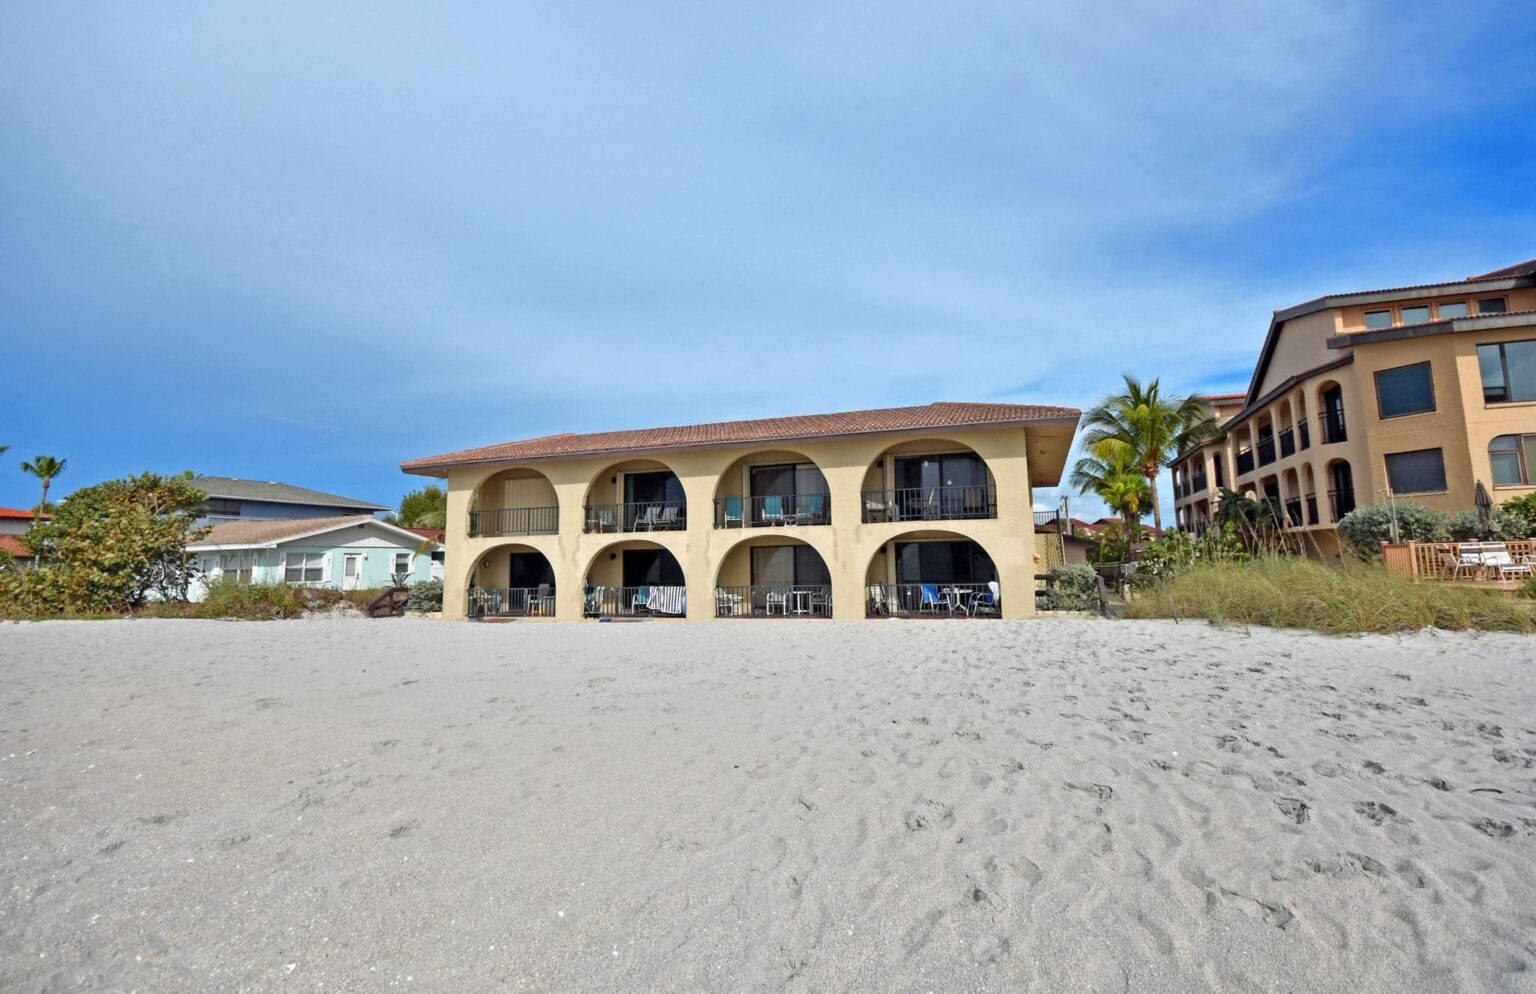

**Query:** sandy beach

left=1, top=618, right=1533, bottom=993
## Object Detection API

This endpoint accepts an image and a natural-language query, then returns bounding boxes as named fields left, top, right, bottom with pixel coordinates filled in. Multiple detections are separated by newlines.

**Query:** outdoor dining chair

left=867, top=584, right=888, bottom=616
left=722, top=495, right=744, bottom=528
left=919, top=583, right=943, bottom=613
left=762, top=495, right=786, bottom=526
left=632, top=506, right=661, bottom=531
left=528, top=583, right=554, bottom=617
left=1481, top=545, right=1533, bottom=581
left=972, top=581, right=1001, bottom=615
left=802, top=493, right=827, bottom=524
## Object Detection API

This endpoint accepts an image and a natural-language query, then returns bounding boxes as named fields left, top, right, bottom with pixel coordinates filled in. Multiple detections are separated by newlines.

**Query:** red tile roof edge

left=0, top=507, right=49, bottom=520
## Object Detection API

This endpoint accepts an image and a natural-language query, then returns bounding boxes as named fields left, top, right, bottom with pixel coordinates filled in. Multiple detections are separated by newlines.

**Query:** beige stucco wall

left=437, top=427, right=1047, bottom=621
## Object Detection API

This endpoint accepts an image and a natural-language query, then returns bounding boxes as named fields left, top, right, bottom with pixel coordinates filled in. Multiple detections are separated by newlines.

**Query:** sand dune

left=1, top=618, right=1533, bottom=992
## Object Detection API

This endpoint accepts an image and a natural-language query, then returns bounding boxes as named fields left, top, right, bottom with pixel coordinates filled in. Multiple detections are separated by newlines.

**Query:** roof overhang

left=1325, top=309, right=1536, bottom=349
left=187, top=517, right=434, bottom=552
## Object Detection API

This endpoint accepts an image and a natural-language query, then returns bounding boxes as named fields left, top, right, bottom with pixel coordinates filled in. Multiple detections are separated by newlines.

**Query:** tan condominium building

left=1171, top=256, right=1536, bottom=558
left=402, top=402, right=1080, bottom=621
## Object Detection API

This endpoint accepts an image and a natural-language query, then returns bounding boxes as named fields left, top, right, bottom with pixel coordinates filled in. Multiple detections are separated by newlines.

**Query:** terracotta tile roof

left=407, top=527, right=446, bottom=543
left=188, top=515, right=381, bottom=549
left=403, top=401, right=1080, bottom=472
left=0, top=507, right=47, bottom=520
left=0, top=534, right=35, bottom=558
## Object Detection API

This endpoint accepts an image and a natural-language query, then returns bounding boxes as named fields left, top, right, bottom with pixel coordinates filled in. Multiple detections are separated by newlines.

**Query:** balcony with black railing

left=1319, top=410, right=1347, bottom=445
left=1305, top=493, right=1319, bottom=525
left=583, top=584, right=687, bottom=617
left=1257, top=434, right=1276, bottom=467
left=715, top=584, right=831, bottom=617
left=866, top=582, right=1000, bottom=618
left=861, top=485, right=997, bottom=523
left=1298, top=421, right=1311, bottom=449
left=469, top=506, right=559, bottom=538
left=713, top=493, right=830, bottom=528
left=1191, top=473, right=1208, bottom=494
left=1279, top=427, right=1296, bottom=458
left=1328, top=488, right=1356, bottom=521
left=1283, top=497, right=1303, bottom=527
left=1236, top=449, right=1255, bottom=476
left=469, top=586, right=556, bottom=618
left=583, top=500, right=687, bottom=533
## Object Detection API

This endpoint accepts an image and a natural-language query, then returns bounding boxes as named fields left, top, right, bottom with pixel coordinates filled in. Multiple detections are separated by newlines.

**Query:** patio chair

left=765, top=588, right=787, bottom=615
left=973, top=581, right=1001, bottom=616
left=586, top=507, right=617, bottom=532
left=630, top=587, right=651, bottom=613
left=1481, top=544, right=1533, bottom=581
left=864, top=497, right=889, bottom=523
left=655, top=506, right=681, bottom=530
left=722, top=495, right=744, bottom=528
left=1445, top=543, right=1485, bottom=580
left=716, top=589, right=743, bottom=617
left=802, top=493, right=827, bottom=525
left=919, top=583, right=943, bottom=613
left=762, top=495, right=786, bottom=526
left=920, top=489, right=942, bottom=520
left=632, top=506, right=661, bottom=531
left=528, top=583, right=554, bottom=617
left=470, top=587, right=495, bottom=618
left=809, top=588, right=829, bottom=616
left=867, top=584, right=888, bottom=616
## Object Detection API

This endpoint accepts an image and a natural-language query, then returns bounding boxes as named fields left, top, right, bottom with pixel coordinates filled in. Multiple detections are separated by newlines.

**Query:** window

left=1374, top=361, right=1435, bottom=419
left=1437, top=301, right=1469, bottom=319
left=1213, top=453, right=1225, bottom=488
left=1400, top=305, right=1431, bottom=325
left=205, top=498, right=241, bottom=516
left=1477, top=339, right=1536, bottom=404
left=1478, top=297, right=1508, bottom=315
left=392, top=552, right=412, bottom=577
left=284, top=552, right=325, bottom=583
left=1385, top=448, right=1448, bottom=494
left=1490, top=434, right=1536, bottom=486
left=219, top=552, right=254, bottom=584
left=1363, top=310, right=1393, bottom=330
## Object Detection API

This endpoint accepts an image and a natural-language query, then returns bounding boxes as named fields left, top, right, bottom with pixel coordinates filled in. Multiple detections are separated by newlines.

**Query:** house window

left=1399, top=305, right=1431, bottom=325
left=393, top=552, right=412, bottom=577
left=1374, top=361, right=1435, bottom=419
left=205, top=498, right=241, bottom=516
left=1385, top=448, right=1448, bottom=494
left=1363, top=310, right=1393, bottom=330
left=1490, top=434, right=1536, bottom=486
left=1477, top=339, right=1536, bottom=404
left=219, top=552, right=254, bottom=584
left=284, top=552, right=325, bottom=584
left=1436, top=301, right=1468, bottom=319
left=1478, top=297, right=1508, bottom=315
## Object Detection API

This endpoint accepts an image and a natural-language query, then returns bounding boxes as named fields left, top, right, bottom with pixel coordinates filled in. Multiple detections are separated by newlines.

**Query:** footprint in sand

left=1275, top=797, right=1309, bottom=824
left=1471, top=818, right=1514, bottom=839
left=1353, top=801, right=1404, bottom=826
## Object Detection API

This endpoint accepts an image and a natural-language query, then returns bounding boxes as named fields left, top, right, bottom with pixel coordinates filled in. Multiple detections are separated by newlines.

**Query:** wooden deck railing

left=1383, top=540, right=1535, bottom=580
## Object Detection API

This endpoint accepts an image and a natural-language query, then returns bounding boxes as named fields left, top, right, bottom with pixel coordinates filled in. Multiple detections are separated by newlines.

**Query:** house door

left=342, top=553, right=363, bottom=590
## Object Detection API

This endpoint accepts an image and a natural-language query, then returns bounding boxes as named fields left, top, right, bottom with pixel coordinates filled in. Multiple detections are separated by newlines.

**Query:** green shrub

left=1040, top=564, right=1100, bottom=611
left=196, top=581, right=314, bottom=619
left=1337, top=499, right=1448, bottom=557
left=1446, top=507, right=1525, bottom=542
left=1498, top=494, right=1536, bottom=538
left=407, top=578, right=444, bottom=612
left=1124, top=557, right=1535, bottom=634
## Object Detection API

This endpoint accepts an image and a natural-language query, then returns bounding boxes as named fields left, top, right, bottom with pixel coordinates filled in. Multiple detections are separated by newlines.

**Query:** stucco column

left=822, top=461, right=873, bottom=620
left=969, top=432, right=1035, bottom=619
left=553, top=479, right=590, bottom=621
left=677, top=469, right=718, bottom=622
left=442, top=471, right=476, bottom=620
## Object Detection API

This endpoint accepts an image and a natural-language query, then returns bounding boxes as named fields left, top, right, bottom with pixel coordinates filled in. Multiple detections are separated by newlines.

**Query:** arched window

left=1490, top=434, right=1534, bottom=486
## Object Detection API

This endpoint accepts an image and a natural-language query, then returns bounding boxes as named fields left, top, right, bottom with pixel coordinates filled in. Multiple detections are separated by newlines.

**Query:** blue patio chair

left=919, top=583, right=942, bottom=613
left=762, top=495, right=785, bottom=525
left=723, top=495, right=744, bottom=528
left=803, top=493, right=826, bottom=523
left=973, top=581, right=1000, bottom=615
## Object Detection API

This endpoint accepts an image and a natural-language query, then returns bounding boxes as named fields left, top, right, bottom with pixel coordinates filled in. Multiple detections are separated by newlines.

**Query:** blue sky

left=2, top=2, right=1533, bottom=518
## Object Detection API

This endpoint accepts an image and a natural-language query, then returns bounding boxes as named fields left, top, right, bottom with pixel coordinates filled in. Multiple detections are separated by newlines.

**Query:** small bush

left=1337, top=500, right=1448, bottom=557
left=196, top=581, right=314, bottom=619
left=1124, top=557, right=1535, bottom=634
left=407, top=578, right=444, bottom=612
left=1498, top=494, right=1536, bottom=538
left=1446, top=507, right=1525, bottom=542
left=1040, top=564, right=1100, bottom=611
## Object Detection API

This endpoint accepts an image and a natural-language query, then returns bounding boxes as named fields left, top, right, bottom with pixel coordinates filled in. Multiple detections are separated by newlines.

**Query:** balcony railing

left=1298, top=421, right=1310, bottom=449
left=583, top=584, right=686, bottom=617
left=469, top=586, right=555, bottom=618
left=1328, top=488, right=1356, bottom=521
left=1279, top=427, right=1296, bottom=458
left=715, top=584, right=830, bottom=617
left=1191, top=473, right=1208, bottom=494
left=1305, top=493, right=1319, bottom=525
left=469, top=506, right=559, bottom=537
left=583, top=501, right=687, bottom=533
left=1319, top=410, right=1347, bottom=445
left=866, top=582, right=999, bottom=618
left=713, top=494, right=830, bottom=528
left=1283, top=497, right=1303, bottom=527
left=1236, top=449, right=1255, bottom=476
left=861, top=485, right=997, bottom=523
left=1257, top=435, right=1276, bottom=466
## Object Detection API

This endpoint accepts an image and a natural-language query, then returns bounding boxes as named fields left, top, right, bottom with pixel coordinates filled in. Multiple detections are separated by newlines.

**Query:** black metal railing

left=1279, top=427, right=1295, bottom=458
left=1257, top=434, right=1276, bottom=466
left=1328, top=488, right=1355, bottom=521
left=1319, top=410, right=1347, bottom=444
left=1305, top=493, right=1319, bottom=525
left=865, top=582, right=1000, bottom=618
left=468, top=506, right=559, bottom=537
left=1298, top=421, right=1311, bottom=449
left=713, top=494, right=830, bottom=528
left=715, top=584, right=831, bottom=617
left=582, top=584, right=687, bottom=617
left=1191, top=473, right=1208, bottom=494
left=469, top=586, right=556, bottom=618
left=1284, top=497, right=1303, bottom=527
left=583, top=501, right=688, bottom=533
left=1236, top=449, right=1255, bottom=475
left=860, top=485, right=997, bottom=523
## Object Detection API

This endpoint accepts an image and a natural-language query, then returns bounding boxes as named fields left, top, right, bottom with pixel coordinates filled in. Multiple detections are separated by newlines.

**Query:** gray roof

left=193, top=477, right=389, bottom=512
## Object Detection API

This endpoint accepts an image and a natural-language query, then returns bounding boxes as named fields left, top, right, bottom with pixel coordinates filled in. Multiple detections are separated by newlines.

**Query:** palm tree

left=20, top=455, right=65, bottom=523
left=1070, top=438, right=1154, bottom=549
left=1080, top=375, right=1220, bottom=533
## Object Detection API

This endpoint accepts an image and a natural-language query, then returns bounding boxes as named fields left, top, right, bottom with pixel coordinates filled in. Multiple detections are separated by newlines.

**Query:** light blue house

left=191, top=477, right=389, bottom=526
left=185, top=515, right=436, bottom=599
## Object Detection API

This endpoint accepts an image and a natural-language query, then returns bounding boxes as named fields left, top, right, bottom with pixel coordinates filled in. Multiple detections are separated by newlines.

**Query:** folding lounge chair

left=722, top=496, right=744, bottom=528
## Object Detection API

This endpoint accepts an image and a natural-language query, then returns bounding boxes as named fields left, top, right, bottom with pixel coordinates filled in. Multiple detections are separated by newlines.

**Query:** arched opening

left=1293, top=391, right=1312, bottom=450
left=1302, top=464, right=1319, bottom=524
left=864, top=529, right=1000, bottom=618
left=1281, top=468, right=1302, bottom=527
left=468, top=543, right=557, bottom=618
left=1326, top=459, right=1355, bottom=521
left=711, top=449, right=831, bottom=529
left=1318, top=382, right=1347, bottom=444
left=1277, top=400, right=1297, bottom=458
left=1234, top=424, right=1256, bottom=477
left=583, top=459, right=686, bottom=534
left=1490, top=434, right=1532, bottom=486
left=1254, top=412, right=1277, bottom=468
left=469, top=468, right=559, bottom=538
left=583, top=540, right=686, bottom=617
left=714, top=536, right=831, bottom=617
left=861, top=439, right=996, bottom=524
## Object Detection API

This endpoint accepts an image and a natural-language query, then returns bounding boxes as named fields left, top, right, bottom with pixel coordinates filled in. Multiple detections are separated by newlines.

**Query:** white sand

left=1, top=618, right=1533, bottom=993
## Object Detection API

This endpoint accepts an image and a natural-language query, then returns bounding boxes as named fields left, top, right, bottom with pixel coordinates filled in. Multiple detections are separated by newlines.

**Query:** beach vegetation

left=406, top=577, right=444, bottom=612
left=1337, top=499, right=1449, bottom=557
left=1039, top=564, right=1100, bottom=611
left=1071, top=440, right=1153, bottom=554
left=387, top=484, right=447, bottom=529
left=19, top=454, right=65, bottom=522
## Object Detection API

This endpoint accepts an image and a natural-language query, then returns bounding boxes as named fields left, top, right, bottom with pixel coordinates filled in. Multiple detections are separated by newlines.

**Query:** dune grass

left=1124, top=557, right=1536, bottom=634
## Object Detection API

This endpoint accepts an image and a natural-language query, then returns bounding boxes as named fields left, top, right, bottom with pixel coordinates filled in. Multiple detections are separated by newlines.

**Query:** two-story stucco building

left=1171, top=257, right=1536, bottom=557
left=402, top=402, right=1080, bottom=621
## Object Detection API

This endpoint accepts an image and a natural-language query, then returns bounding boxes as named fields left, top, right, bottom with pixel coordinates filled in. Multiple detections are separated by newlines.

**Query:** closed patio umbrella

left=1474, top=480, right=1494, bottom=538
